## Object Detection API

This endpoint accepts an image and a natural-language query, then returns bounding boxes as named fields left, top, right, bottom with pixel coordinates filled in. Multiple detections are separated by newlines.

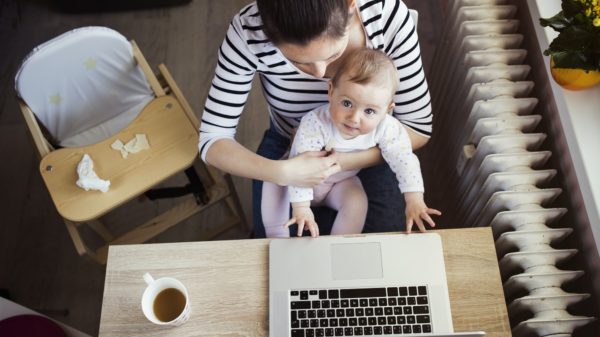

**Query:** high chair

left=15, top=26, right=248, bottom=264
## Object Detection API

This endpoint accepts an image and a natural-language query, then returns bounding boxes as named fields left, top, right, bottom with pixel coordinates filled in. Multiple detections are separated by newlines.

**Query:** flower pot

left=550, top=57, right=600, bottom=91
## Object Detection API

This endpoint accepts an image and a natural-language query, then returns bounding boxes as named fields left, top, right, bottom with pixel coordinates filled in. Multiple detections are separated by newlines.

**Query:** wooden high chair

left=15, top=27, right=248, bottom=264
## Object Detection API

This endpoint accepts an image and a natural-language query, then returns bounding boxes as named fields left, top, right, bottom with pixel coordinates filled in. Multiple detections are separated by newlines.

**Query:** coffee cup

left=141, top=273, right=190, bottom=326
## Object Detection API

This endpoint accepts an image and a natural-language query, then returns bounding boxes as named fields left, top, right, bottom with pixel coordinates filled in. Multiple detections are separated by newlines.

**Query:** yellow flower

left=594, top=17, right=600, bottom=26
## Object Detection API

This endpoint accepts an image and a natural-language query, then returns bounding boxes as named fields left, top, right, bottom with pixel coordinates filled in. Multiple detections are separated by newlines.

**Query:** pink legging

left=261, top=176, right=368, bottom=238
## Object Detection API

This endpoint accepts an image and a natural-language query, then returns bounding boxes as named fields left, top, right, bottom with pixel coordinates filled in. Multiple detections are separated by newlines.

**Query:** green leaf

left=540, top=11, right=571, bottom=31
left=540, top=0, right=600, bottom=71
left=591, top=35, right=600, bottom=54
left=562, top=0, right=585, bottom=18
left=550, top=26, right=594, bottom=51
left=551, top=51, right=591, bottom=69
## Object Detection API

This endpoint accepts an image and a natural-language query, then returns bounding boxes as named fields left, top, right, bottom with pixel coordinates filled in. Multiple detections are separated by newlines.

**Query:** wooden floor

left=0, top=0, right=443, bottom=335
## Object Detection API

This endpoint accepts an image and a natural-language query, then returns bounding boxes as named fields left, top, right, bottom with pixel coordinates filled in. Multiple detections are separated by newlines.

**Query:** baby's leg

left=261, top=181, right=291, bottom=238
left=324, top=177, right=368, bottom=235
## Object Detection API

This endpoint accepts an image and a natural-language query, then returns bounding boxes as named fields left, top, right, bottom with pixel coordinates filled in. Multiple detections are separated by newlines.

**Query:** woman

left=199, top=0, right=432, bottom=237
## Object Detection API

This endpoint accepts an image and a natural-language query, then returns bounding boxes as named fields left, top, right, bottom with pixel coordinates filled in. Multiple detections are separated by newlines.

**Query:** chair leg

left=63, top=219, right=106, bottom=264
left=63, top=219, right=89, bottom=257
left=223, top=173, right=249, bottom=233
left=87, top=219, right=114, bottom=242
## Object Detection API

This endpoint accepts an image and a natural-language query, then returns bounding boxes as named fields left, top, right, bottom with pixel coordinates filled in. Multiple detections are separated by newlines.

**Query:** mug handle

left=143, top=272, right=155, bottom=286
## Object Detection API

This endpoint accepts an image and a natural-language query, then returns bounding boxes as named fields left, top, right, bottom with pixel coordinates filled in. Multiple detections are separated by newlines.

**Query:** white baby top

left=288, top=104, right=424, bottom=203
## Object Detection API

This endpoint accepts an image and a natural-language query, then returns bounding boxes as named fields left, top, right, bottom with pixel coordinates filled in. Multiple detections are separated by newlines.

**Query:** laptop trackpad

left=331, top=242, right=383, bottom=280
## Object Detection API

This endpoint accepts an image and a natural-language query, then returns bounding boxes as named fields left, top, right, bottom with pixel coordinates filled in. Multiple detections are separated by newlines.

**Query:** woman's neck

left=324, top=7, right=366, bottom=78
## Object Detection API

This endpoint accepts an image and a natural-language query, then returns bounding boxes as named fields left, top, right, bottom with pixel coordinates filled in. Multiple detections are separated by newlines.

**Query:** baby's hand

left=285, top=204, right=320, bottom=237
left=404, top=192, right=442, bottom=233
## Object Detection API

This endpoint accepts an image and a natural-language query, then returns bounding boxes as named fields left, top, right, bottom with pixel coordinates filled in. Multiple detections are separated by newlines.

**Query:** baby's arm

left=404, top=192, right=442, bottom=233
left=285, top=201, right=320, bottom=237
left=378, top=117, right=441, bottom=233
left=286, top=111, right=330, bottom=237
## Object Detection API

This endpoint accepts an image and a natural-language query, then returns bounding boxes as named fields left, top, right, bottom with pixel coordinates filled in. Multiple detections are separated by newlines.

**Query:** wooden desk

left=98, top=228, right=512, bottom=336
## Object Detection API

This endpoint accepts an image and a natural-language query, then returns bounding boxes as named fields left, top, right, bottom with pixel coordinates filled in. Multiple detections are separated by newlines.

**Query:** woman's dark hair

left=257, top=0, right=350, bottom=46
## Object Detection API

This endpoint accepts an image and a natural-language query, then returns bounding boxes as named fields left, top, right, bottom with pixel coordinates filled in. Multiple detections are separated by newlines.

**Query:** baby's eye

left=342, top=100, right=352, bottom=108
left=365, top=108, right=376, bottom=115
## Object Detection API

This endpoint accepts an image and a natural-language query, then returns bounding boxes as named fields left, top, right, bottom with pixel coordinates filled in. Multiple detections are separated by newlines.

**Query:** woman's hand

left=285, top=203, right=320, bottom=237
left=278, top=151, right=340, bottom=187
left=404, top=192, right=442, bottom=233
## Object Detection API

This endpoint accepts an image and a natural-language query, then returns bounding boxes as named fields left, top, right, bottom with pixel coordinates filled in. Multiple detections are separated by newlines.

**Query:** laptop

left=269, top=233, right=485, bottom=337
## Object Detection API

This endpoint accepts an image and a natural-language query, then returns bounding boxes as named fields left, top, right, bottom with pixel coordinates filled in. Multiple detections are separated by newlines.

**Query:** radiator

left=427, top=0, right=597, bottom=336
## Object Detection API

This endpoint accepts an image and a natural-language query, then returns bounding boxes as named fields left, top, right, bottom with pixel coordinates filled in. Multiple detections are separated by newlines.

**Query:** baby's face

left=328, top=76, right=393, bottom=139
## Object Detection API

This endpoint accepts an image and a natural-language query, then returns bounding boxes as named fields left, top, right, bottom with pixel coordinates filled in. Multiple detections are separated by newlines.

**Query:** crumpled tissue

left=111, top=134, right=150, bottom=158
left=76, top=154, right=110, bottom=193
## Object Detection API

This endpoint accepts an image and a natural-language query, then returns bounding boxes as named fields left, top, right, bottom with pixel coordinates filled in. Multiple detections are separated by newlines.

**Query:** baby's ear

left=387, top=101, right=394, bottom=114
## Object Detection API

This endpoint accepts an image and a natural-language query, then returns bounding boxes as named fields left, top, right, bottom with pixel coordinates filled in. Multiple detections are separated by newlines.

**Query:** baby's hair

left=331, top=48, right=398, bottom=102
left=257, top=0, right=349, bottom=46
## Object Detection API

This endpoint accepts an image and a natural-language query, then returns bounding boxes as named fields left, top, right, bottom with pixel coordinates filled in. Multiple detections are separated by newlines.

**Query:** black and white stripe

left=199, top=0, right=432, bottom=160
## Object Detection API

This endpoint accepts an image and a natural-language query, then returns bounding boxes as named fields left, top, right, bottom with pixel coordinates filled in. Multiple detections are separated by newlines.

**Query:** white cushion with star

left=15, top=26, right=154, bottom=147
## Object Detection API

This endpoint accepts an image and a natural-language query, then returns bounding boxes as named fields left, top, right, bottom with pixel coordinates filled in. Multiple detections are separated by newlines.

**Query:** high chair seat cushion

left=15, top=26, right=154, bottom=147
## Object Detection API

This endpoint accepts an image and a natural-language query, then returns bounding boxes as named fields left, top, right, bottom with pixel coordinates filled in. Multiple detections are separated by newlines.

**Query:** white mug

left=141, top=273, right=191, bottom=326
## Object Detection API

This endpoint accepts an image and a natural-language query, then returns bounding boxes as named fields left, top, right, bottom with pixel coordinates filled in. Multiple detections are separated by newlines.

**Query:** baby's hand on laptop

left=404, top=192, right=442, bottom=233
left=285, top=203, right=320, bottom=237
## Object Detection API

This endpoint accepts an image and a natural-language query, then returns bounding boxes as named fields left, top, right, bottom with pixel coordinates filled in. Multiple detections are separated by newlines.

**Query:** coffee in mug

left=153, top=287, right=186, bottom=322
left=142, top=273, right=190, bottom=326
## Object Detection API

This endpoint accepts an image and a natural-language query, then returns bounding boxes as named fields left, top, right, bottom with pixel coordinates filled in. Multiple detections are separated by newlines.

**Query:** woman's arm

left=336, top=126, right=429, bottom=171
left=405, top=127, right=429, bottom=149
left=381, top=1, right=433, bottom=145
left=206, top=138, right=340, bottom=187
left=335, top=147, right=383, bottom=171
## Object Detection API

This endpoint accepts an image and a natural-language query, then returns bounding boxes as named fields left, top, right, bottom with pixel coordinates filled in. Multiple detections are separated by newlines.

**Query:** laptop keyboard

left=289, top=286, right=432, bottom=336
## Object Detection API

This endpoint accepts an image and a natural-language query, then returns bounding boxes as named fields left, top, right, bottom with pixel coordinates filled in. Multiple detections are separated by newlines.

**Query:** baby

left=262, top=48, right=440, bottom=237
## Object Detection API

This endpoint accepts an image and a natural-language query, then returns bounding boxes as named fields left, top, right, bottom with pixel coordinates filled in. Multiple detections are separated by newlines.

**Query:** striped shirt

left=199, top=0, right=432, bottom=161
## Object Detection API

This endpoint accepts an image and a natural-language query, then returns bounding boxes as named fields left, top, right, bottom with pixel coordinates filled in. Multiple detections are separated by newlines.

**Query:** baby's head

left=328, top=48, right=398, bottom=139
left=331, top=48, right=398, bottom=100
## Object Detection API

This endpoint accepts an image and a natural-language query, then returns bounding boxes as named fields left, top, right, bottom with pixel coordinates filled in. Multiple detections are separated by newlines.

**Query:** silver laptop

left=269, top=233, right=485, bottom=337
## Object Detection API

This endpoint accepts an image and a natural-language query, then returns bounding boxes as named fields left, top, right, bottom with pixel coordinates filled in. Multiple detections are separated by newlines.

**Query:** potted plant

left=540, top=0, right=600, bottom=90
